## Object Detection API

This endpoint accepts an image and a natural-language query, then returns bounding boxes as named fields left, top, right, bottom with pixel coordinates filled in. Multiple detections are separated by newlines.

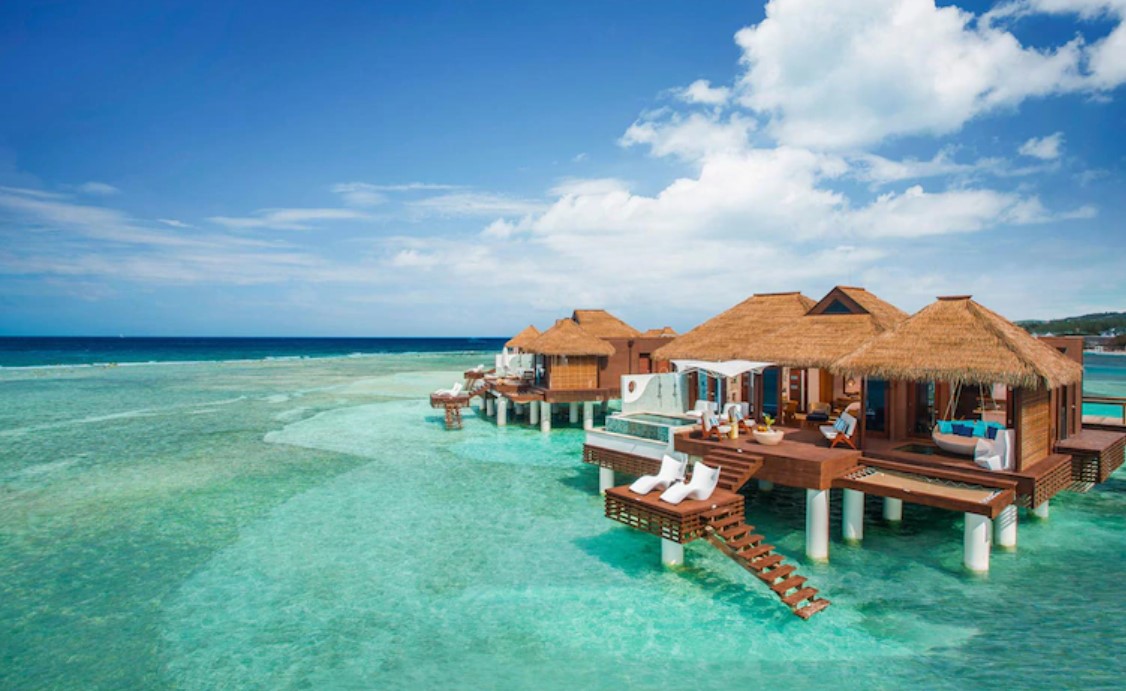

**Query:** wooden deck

left=1057, top=429, right=1126, bottom=483
left=674, top=426, right=861, bottom=490
left=835, top=458, right=1016, bottom=518
left=861, top=437, right=1073, bottom=507
left=604, top=485, right=743, bottom=544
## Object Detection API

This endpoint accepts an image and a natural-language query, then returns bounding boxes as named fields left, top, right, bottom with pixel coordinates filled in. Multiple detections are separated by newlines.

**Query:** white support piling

left=994, top=504, right=1017, bottom=550
left=661, top=538, right=684, bottom=567
left=758, top=480, right=774, bottom=492
left=569, top=402, right=579, bottom=424
left=582, top=401, right=594, bottom=431
left=598, top=466, right=615, bottom=494
left=883, top=497, right=903, bottom=522
left=1032, top=501, right=1050, bottom=520
left=529, top=399, right=539, bottom=425
left=842, top=489, right=864, bottom=543
left=963, top=513, right=991, bottom=572
left=496, top=396, right=507, bottom=427
left=540, top=401, right=552, bottom=433
left=805, top=488, right=830, bottom=562
left=485, top=397, right=495, bottom=417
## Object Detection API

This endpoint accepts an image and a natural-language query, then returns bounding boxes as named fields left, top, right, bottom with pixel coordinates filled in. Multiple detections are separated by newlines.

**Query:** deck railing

left=1083, top=395, right=1126, bottom=425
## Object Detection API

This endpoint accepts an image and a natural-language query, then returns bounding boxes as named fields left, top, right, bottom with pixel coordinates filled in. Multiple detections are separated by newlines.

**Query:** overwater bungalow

left=474, top=309, right=677, bottom=431
left=587, top=288, right=1125, bottom=619
left=651, top=291, right=817, bottom=417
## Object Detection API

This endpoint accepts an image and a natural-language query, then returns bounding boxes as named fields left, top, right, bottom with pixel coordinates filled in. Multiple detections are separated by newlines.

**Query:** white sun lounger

left=659, top=462, right=721, bottom=505
left=629, top=454, right=687, bottom=495
left=434, top=382, right=463, bottom=397
left=685, top=400, right=716, bottom=420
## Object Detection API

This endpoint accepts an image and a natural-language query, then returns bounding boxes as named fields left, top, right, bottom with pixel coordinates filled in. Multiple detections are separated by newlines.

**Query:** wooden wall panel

left=1019, top=388, right=1050, bottom=470
left=548, top=356, right=599, bottom=390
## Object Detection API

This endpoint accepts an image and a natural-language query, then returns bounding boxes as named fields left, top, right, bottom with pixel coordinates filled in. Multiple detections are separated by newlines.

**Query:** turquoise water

left=1, top=352, right=1124, bottom=689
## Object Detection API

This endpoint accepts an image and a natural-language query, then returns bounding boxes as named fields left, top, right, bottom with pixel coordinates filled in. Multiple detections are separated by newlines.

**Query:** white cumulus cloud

left=1019, top=132, right=1065, bottom=159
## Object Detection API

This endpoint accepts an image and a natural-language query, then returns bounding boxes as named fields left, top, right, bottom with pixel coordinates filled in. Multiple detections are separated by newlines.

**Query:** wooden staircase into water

left=702, top=505, right=831, bottom=620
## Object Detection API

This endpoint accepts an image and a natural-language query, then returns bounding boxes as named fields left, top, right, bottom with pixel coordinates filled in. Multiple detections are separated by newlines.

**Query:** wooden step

left=738, top=543, right=774, bottom=560
left=710, top=514, right=744, bottom=531
left=727, top=532, right=763, bottom=546
left=719, top=525, right=750, bottom=541
left=756, top=564, right=795, bottom=583
left=794, top=599, right=831, bottom=620
left=781, top=587, right=819, bottom=607
left=749, top=554, right=784, bottom=571
left=726, top=534, right=763, bottom=551
left=769, top=575, right=807, bottom=595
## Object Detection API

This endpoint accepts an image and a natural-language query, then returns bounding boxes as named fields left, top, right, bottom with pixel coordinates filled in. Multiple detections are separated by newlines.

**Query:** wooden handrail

left=1083, top=395, right=1126, bottom=424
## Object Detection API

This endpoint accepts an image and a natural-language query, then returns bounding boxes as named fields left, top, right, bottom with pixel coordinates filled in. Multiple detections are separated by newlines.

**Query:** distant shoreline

left=1085, top=350, right=1126, bottom=357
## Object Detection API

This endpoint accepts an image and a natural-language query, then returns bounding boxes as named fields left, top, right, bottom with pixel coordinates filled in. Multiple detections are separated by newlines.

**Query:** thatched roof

left=641, top=326, right=678, bottom=338
left=526, top=319, right=615, bottom=357
left=752, top=287, right=908, bottom=368
left=571, top=309, right=641, bottom=339
left=832, top=296, right=1084, bottom=389
left=505, top=324, right=540, bottom=350
left=652, top=292, right=816, bottom=361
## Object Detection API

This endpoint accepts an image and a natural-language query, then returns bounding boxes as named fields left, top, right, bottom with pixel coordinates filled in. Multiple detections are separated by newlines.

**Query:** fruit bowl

left=752, top=428, right=785, bottom=446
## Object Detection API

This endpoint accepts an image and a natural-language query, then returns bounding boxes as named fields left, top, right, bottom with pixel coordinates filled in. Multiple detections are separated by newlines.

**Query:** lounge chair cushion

left=972, top=420, right=988, bottom=437
left=937, top=420, right=953, bottom=434
left=807, top=411, right=829, bottom=422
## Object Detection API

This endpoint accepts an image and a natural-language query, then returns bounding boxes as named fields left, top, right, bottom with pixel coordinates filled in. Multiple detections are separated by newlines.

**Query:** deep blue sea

left=0, top=336, right=507, bottom=368
left=0, top=339, right=1123, bottom=689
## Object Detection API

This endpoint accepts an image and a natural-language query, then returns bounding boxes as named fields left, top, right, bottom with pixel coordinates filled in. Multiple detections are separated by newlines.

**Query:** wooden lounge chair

left=820, top=412, right=857, bottom=449
left=700, top=413, right=732, bottom=441
left=724, top=405, right=755, bottom=434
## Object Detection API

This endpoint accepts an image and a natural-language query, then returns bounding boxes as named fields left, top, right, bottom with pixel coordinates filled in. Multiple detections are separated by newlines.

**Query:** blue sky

left=0, top=0, right=1123, bottom=336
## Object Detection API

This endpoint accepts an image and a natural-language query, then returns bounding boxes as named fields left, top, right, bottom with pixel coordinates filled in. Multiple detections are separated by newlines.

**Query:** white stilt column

left=582, top=401, right=594, bottom=431
left=599, top=466, right=615, bottom=494
left=661, top=538, right=684, bottom=567
left=883, top=497, right=903, bottom=522
left=758, top=480, right=774, bottom=492
left=569, top=402, right=579, bottom=424
left=486, top=397, right=495, bottom=417
left=843, top=489, right=864, bottom=543
left=994, top=505, right=1017, bottom=550
left=805, top=489, right=830, bottom=561
left=540, top=401, right=552, bottom=433
left=963, top=513, right=991, bottom=572
left=529, top=399, right=539, bottom=425
left=1032, top=501, right=1050, bottom=520
left=496, top=396, right=507, bottom=427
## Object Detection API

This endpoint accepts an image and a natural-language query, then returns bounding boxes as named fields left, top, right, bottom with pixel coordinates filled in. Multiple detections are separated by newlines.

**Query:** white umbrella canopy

left=671, top=360, right=774, bottom=378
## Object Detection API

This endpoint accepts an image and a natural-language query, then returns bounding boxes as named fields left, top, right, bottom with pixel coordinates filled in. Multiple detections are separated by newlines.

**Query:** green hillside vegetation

left=1017, top=311, right=1126, bottom=336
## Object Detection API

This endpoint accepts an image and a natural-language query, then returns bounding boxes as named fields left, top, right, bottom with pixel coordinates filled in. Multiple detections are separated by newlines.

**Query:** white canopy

left=671, top=359, right=773, bottom=379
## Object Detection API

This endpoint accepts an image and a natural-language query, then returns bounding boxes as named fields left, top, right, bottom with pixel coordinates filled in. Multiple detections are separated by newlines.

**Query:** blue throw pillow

left=952, top=424, right=973, bottom=437
left=833, top=417, right=849, bottom=433
left=937, top=420, right=953, bottom=434
left=986, top=426, right=999, bottom=440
